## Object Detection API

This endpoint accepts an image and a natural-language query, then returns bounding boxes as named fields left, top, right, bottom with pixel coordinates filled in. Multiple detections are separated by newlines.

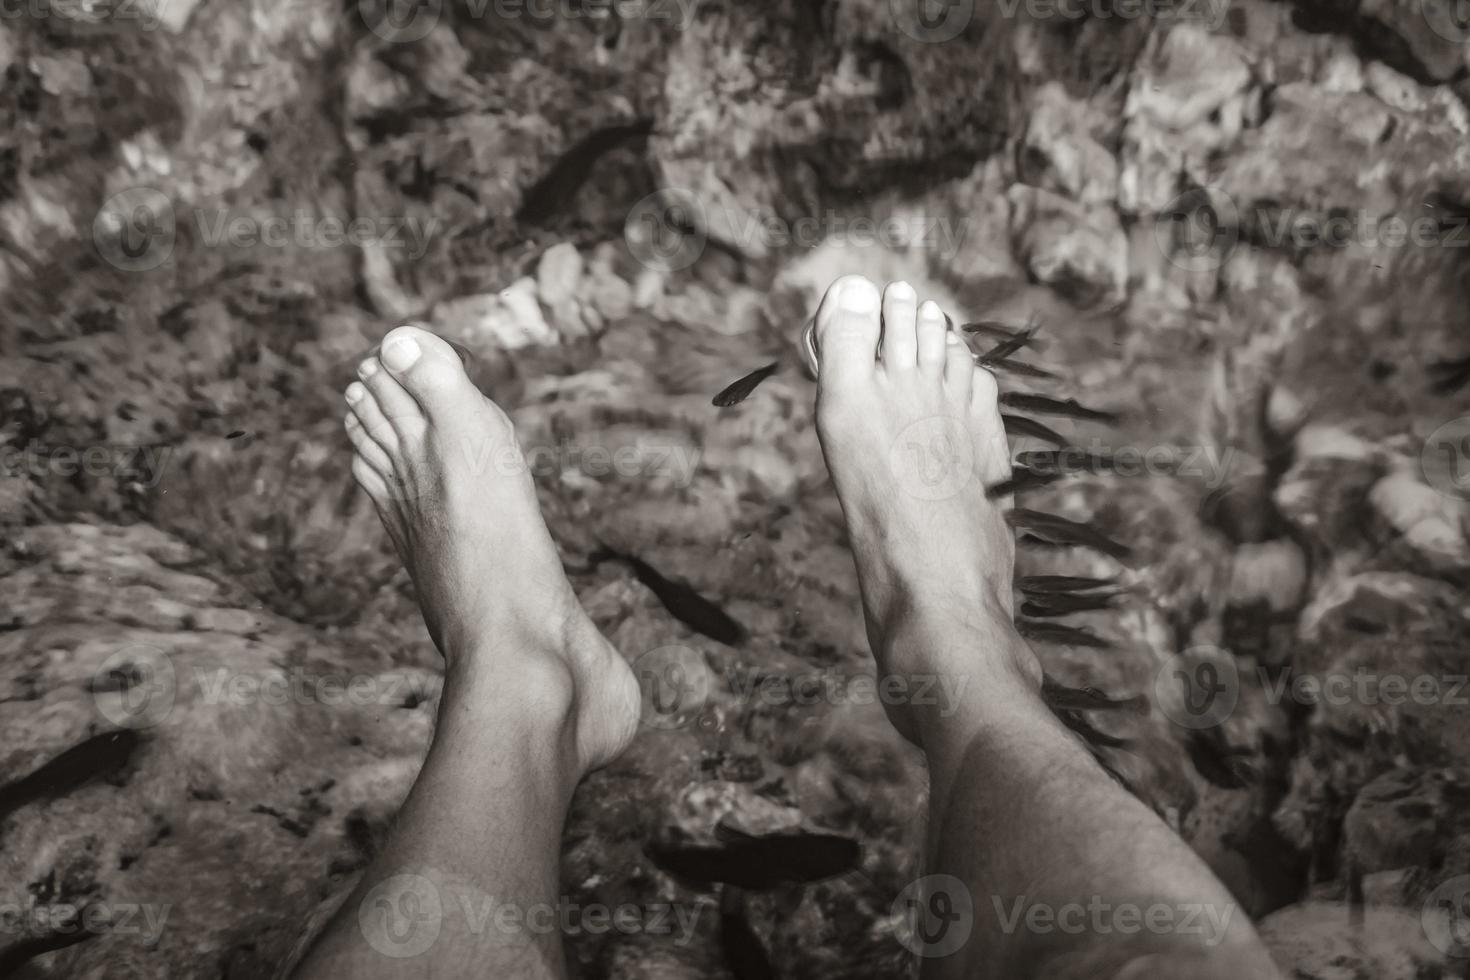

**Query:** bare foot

left=343, top=324, right=639, bottom=772
left=811, top=276, right=1041, bottom=738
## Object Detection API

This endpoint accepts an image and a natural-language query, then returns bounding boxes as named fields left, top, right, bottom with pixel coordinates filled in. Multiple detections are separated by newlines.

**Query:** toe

left=880, top=280, right=919, bottom=369
left=346, top=382, right=398, bottom=451
left=916, top=300, right=949, bottom=378
left=814, top=276, right=882, bottom=387
left=351, top=453, right=390, bottom=500
left=944, top=333, right=973, bottom=399
left=345, top=412, right=393, bottom=474
left=357, top=355, right=424, bottom=441
left=377, top=324, right=478, bottom=421
left=970, top=366, right=1011, bottom=484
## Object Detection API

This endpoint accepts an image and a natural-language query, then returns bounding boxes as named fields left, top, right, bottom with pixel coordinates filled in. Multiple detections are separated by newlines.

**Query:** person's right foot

left=811, top=276, right=1041, bottom=737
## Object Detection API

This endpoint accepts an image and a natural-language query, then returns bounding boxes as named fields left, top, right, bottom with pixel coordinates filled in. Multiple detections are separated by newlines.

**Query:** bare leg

left=808, top=277, right=1281, bottom=979
left=288, top=325, right=640, bottom=979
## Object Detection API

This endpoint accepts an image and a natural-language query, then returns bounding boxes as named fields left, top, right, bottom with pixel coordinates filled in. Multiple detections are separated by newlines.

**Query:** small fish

left=982, top=356, right=1059, bottom=381
left=1186, top=729, right=1258, bottom=790
left=1001, top=415, right=1067, bottom=447
left=1000, top=392, right=1118, bottom=423
left=1013, top=449, right=1117, bottom=474
left=1007, top=509, right=1133, bottom=562
left=1020, top=592, right=1118, bottom=618
left=714, top=362, right=781, bottom=407
left=0, top=730, right=140, bottom=826
left=977, top=322, right=1041, bottom=364
left=1019, top=574, right=1120, bottom=594
left=1429, top=355, right=1470, bottom=395
left=516, top=119, right=657, bottom=224
left=985, top=465, right=1063, bottom=499
left=961, top=319, right=1045, bottom=350
left=645, top=821, right=862, bottom=891
left=1053, top=708, right=1129, bottom=748
left=721, top=888, right=776, bottom=980
left=1041, top=675, right=1146, bottom=713
left=592, top=546, right=748, bottom=647
left=1016, top=619, right=1114, bottom=649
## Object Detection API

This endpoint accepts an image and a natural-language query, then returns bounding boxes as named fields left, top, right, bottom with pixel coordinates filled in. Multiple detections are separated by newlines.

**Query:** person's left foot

left=343, top=324, right=639, bottom=773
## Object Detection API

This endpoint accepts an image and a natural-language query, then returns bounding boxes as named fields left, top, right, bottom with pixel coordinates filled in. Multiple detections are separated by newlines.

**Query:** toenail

left=920, top=300, right=943, bottom=321
left=888, top=281, right=915, bottom=301
left=345, top=382, right=364, bottom=403
left=358, top=359, right=379, bottom=378
left=383, top=336, right=422, bottom=371
left=841, top=282, right=877, bottom=313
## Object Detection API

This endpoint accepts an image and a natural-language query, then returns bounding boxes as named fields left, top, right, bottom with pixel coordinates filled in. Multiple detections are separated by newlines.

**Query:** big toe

left=813, top=275, right=882, bottom=388
left=378, top=324, right=477, bottom=420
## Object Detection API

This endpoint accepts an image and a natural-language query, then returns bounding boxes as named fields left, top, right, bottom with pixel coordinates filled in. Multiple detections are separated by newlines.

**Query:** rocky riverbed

left=1, top=0, right=1469, bottom=977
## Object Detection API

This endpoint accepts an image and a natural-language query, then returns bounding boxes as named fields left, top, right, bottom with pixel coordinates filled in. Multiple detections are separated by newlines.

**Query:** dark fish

left=1186, top=729, right=1257, bottom=789
left=516, top=119, right=657, bottom=224
left=1007, top=509, right=1133, bottom=562
left=1429, top=355, right=1470, bottom=395
left=592, top=546, right=748, bottom=647
left=714, top=362, right=781, bottom=407
left=1019, top=574, right=1120, bottom=594
left=1020, top=591, right=1118, bottom=618
left=982, top=356, right=1059, bottom=381
left=0, top=730, right=140, bottom=825
left=1002, top=415, right=1067, bottom=447
left=721, top=888, right=776, bottom=980
left=1041, top=675, right=1146, bottom=713
left=225, top=430, right=248, bottom=440
left=1053, top=708, right=1129, bottom=748
left=985, top=465, right=1063, bottom=499
left=1014, top=449, right=1117, bottom=474
left=977, top=322, right=1041, bottom=364
left=0, top=920, right=100, bottom=977
left=1016, top=619, right=1114, bottom=649
left=645, top=821, right=862, bottom=891
left=1000, top=392, right=1118, bottom=423
left=961, top=319, right=1045, bottom=349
